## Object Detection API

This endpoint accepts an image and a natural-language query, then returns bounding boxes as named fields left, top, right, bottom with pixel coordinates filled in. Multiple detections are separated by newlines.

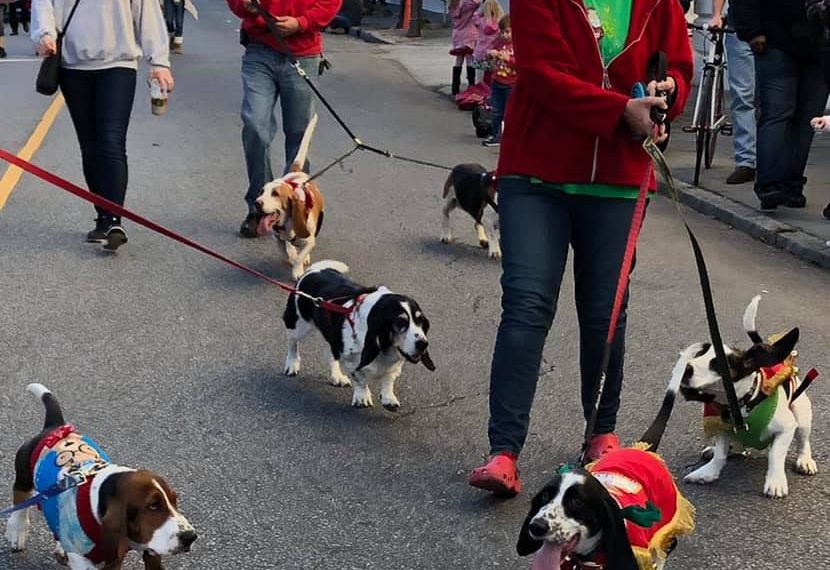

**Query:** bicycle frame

left=688, top=26, right=728, bottom=133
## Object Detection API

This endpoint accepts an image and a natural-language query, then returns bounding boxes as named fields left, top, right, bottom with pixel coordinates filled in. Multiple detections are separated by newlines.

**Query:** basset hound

left=255, top=114, right=326, bottom=280
left=4, top=384, right=196, bottom=570
left=282, top=260, right=435, bottom=411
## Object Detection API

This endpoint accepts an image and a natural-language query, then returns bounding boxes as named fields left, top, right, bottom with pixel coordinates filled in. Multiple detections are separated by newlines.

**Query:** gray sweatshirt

left=31, top=0, right=170, bottom=71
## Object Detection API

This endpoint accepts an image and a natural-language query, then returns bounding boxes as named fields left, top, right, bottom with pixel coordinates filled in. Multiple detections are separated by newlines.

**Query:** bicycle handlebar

left=687, top=23, right=735, bottom=33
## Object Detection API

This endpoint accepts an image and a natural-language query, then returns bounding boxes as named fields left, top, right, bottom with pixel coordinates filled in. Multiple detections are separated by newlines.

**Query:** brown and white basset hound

left=255, top=114, right=327, bottom=280
left=4, top=384, right=196, bottom=570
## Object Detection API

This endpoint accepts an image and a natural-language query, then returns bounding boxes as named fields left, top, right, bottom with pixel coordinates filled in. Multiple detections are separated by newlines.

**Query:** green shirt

left=560, top=0, right=637, bottom=199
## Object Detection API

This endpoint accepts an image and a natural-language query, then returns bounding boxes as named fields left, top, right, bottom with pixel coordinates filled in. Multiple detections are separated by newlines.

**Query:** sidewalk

left=337, top=16, right=830, bottom=269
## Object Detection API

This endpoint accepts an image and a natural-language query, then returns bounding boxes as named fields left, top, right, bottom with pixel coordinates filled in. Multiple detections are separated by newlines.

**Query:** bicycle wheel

left=693, top=69, right=713, bottom=186
left=704, top=67, right=724, bottom=169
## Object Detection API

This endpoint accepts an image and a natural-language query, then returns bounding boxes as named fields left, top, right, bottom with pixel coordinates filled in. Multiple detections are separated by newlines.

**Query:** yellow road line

left=0, top=93, right=65, bottom=210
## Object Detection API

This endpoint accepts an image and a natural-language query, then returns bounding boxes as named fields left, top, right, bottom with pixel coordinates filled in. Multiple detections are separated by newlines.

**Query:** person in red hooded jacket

left=469, top=0, right=693, bottom=497
left=227, top=0, right=341, bottom=238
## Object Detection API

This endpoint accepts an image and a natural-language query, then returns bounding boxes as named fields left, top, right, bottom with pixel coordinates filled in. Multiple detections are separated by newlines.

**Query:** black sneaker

left=783, top=193, right=806, bottom=208
left=86, top=217, right=110, bottom=243
left=239, top=213, right=262, bottom=238
left=757, top=190, right=785, bottom=211
left=482, top=136, right=501, bottom=148
left=0, top=47, right=6, bottom=59
left=823, top=202, right=830, bottom=220
left=103, top=224, right=128, bottom=251
left=725, top=166, right=755, bottom=185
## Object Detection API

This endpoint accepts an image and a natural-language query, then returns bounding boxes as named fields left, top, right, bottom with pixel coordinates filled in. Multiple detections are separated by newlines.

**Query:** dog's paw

left=795, top=455, right=818, bottom=476
left=381, top=393, right=401, bottom=412
left=352, top=386, right=374, bottom=408
left=4, top=511, right=30, bottom=551
left=329, top=371, right=352, bottom=388
left=54, top=542, right=69, bottom=566
left=66, top=553, right=98, bottom=570
left=488, top=247, right=502, bottom=260
left=684, top=465, right=721, bottom=485
left=440, top=235, right=453, bottom=244
left=763, top=473, right=789, bottom=498
left=283, top=356, right=301, bottom=377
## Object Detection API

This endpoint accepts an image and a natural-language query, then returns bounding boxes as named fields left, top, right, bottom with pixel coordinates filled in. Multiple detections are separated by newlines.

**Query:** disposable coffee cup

left=150, top=79, right=168, bottom=116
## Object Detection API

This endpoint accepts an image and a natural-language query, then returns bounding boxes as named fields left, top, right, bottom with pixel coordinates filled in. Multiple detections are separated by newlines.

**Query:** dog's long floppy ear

left=600, top=494, right=639, bottom=570
left=516, top=507, right=544, bottom=556
left=742, top=327, right=800, bottom=373
left=357, top=299, right=395, bottom=371
left=290, top=190, right=312, bottom=239
left=99, top=494, right=130, bottom=564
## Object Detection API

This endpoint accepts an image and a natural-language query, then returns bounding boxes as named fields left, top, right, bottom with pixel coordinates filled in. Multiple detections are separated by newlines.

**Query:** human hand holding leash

left=624, top=96, right=667, bottom=139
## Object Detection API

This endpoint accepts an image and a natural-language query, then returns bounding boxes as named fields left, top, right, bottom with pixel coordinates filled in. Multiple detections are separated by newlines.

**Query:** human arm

left=133, top=0, right=174, bottom=90
left=730, top=0, right=765, bottom=52
left=30, top=0, right=57, bottom=55
left=711, top=0, right=725, bottom=28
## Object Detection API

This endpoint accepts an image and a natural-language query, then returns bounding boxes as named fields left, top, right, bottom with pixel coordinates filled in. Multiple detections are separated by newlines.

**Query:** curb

left=660, top=181, right=830, bottom=269
left=348, top=27, right=395, bottom=45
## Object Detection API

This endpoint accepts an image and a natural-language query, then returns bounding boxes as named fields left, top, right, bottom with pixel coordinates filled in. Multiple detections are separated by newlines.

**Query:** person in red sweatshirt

left=469, top=0, right=693, bottom=497
left=227, top=0, right=341, bottom=238
left=482, top=14, right=516, bottom=147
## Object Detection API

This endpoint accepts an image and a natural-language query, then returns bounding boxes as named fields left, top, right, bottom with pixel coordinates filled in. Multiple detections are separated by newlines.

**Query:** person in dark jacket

left=731, top=0, right=829, bottom=211
left=806, top=0, right=830, bottom=219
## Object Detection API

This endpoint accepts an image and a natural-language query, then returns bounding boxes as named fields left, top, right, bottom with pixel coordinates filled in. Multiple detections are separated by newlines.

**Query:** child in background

left=471, top=0, right=504, bottom=85
left=482, top=14, right=516, bottom=147
left=449, top=0, right=480, bottom=95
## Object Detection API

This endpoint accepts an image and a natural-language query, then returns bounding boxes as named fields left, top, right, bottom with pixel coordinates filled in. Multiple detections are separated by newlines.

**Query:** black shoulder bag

left=36, top=0, right=82, bottom=96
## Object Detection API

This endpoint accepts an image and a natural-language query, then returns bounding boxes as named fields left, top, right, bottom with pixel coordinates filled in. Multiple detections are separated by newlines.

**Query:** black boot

left=451, top=66, right=462, bottom=95
left=467, top=66, right=476, bottom=88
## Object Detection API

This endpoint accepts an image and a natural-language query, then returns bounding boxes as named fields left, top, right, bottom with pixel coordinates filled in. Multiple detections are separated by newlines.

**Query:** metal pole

left=406, top=0, right=422, bottom=37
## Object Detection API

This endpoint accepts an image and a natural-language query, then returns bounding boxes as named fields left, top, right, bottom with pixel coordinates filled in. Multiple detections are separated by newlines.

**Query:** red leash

left=0, top=149, right=353, bottom=317
left=578, top=159, right=653, bottom=465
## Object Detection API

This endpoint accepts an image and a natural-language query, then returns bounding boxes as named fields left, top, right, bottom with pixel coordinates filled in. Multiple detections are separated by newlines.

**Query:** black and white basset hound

left=517, top=357, right=695, bottom=570
left=441, top=163, right=500, bottom=259
left=282, top=260, right=435, bottom=411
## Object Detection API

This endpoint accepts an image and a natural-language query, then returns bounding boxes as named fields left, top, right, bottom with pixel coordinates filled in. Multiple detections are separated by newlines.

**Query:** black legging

left=9, top=1, right=31, bottom=33
left=59, top=67, right=137, bottom=220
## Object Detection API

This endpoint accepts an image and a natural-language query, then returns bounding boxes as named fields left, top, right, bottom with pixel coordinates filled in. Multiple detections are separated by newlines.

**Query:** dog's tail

left=26, top=383, right=66, bottom=431
left=290, top=113, right=318, bottom=172
left=636, top=351, right=688, bottom=452
left=742, top=294, right=764, bottom=344
left=303, top=260, right=349, bottom=277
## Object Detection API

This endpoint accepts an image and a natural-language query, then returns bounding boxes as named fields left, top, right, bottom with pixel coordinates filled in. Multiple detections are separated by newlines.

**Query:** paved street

left=1, top=3, right=829, bottom=569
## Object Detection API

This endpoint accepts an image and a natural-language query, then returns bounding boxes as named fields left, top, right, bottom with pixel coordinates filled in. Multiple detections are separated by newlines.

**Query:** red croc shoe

left=587, top=433, right=621, bottom=462
left=469, top=452, right=522, bottom=496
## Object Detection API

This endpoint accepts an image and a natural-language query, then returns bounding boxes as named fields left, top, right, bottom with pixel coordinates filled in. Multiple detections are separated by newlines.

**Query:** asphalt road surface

left=1, top=4, right=829, bottom=569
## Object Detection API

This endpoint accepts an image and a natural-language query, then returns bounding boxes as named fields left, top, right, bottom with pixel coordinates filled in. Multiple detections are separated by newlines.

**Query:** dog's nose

left=179, top=530, right=197, bottom=549
left=415, top=339, right=429, bottom=352
left=528, top=519, right=549, bottom=538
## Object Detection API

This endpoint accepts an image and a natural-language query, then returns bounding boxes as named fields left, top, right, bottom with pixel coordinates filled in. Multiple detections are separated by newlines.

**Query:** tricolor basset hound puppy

left=517, top=357, right=695, bottom=570
left=4, top=384, right=196, bottom=570
left=255, top=114, right=326, bottom=280
left=441, top=163, right=500, bottom=260
left=282, top=260, right=435, bottom=411
left=679, top=295, right=818, bottom=498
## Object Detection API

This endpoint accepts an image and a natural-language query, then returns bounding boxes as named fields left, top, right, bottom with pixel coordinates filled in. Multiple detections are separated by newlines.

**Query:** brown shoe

left=173, top=37, right=183, bottom=55
left=726, top=166, right=756, bottom=185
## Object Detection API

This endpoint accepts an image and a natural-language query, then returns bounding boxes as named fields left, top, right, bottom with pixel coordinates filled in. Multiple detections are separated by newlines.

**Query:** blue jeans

left=59, top=67, right=137, bottom=220
left=241, top=44, right=318, bottom=212
left=164, top=0, right=185, bottom=37
left=725, top=31, right=756, bottom=168
left=754, top=47, right=829, bottom=199
left=489, top=82, right=512, bottom=139
left=488, top=178, right=640, bottom=456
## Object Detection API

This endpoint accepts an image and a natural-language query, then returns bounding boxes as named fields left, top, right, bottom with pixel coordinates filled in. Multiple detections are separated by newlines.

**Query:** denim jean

left=241, top=44, right=318, bottom=213
left=489, top=81, right=512, bottom=139
left=488, top=178, right=639, bottom=456
left=59, top=67, right=137, bottom=220
left=164, top=0, right=185, bottom=37
left=754, top=47, right=829, bottom=199
left=725, top=31, right=756, bottom=168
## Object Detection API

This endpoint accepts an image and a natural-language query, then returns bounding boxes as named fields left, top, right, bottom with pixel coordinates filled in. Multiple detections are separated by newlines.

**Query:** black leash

left=248, top=0, right=453, bottom=180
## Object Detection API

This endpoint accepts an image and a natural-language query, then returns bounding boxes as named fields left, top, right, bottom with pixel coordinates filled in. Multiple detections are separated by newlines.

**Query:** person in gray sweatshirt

left=31, top=0, right=174, bottom=251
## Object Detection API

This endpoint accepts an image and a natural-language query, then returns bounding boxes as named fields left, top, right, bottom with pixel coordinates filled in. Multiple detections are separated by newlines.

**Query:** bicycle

left=683, top=23, right=734, bottom=186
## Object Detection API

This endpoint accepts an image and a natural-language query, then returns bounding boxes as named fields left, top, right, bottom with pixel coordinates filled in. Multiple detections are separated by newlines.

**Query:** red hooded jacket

left=497, top=0, right=694, bottom=191
left=227, top=0, right=342, bottom=57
